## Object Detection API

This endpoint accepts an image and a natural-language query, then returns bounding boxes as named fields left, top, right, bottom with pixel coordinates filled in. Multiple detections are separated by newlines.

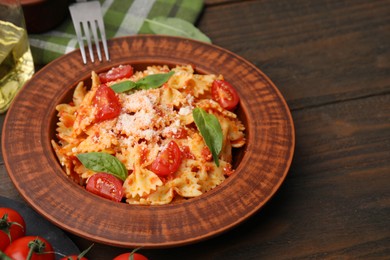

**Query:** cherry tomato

left=113, top=252, right=148, bottom=260
left=86, top=173, right=124, bottom=202
left=98, top=65, right=134, bottom=83
left=211, top=79, right=240, bottom=110
left=0, top=208, right=26, bottom=250
left=149, top=141, right=182, bottom=176
left=4, top=236, right=55, bottom=260
left=93, top=84, right=121, bottom=123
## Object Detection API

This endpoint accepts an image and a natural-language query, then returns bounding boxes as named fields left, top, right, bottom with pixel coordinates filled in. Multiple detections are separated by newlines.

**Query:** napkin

left=28, top=0, right=204, bottom=65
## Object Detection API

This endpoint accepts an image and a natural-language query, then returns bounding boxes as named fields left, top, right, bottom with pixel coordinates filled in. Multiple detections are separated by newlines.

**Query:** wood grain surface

left=1, top=0, right=389, bottom=259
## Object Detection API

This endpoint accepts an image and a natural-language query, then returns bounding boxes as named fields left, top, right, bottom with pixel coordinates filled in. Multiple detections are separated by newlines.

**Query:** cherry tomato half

left=211, top=79, right=240, bottom=110
left=86, top=173, right=124, bottom=202
left=98, top=65, right=134, bottom=83
left=5, top=236, right=55, bottom=260
left=93, top=84, right=121, bottom=123
left=113, top=252, right=148, bottom=260
left=149, top=141, right=182, bottom=176
left=0, top=208, right=26, bottom=251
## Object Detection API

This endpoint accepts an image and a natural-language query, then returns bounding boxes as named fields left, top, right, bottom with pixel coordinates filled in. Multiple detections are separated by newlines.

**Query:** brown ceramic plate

left=2, top=35, right=294, bottom=248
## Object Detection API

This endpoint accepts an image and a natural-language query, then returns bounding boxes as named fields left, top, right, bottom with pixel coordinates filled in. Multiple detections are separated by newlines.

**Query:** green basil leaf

left=145, top=17, right=211, bottom=43
left=192, top=108, right=223, bottom=166
left=110, top=71, right=174, bottom=93
left=111, top=80, right=137, bottom=93
left=135, top=71, right=174, bottom=90
left=77, top=152, right=128, bottom=181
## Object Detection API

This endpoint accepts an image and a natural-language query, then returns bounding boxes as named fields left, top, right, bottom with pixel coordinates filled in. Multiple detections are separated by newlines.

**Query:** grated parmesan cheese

left=178, top=106, right=192, bottom=116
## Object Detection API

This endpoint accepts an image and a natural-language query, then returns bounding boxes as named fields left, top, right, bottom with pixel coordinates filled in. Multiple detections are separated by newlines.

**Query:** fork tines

left=69, top=1, right=110, bottom=64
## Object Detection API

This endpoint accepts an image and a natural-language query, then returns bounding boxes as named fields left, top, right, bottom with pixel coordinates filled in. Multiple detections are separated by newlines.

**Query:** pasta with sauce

left=51, top=64, right=245, bottom=205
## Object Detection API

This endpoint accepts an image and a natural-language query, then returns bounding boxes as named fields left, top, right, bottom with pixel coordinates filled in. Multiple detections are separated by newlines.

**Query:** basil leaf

left=77, top=152, right=128, bottom=181
left=110, top=71, right=174, bottom=93
left=111, top=80, right=137, bottom=93
left=145, top=17, right=211, bottom=43
left=135, top=71, right=174, bottom=90
left=192, top=108, right=223, bottom=166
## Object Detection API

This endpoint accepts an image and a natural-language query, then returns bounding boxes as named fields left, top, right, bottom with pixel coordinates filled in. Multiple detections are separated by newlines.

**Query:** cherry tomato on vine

left=211, top=79, right=240, bottom=110
left=98, top=65, right=134, bottom=83
left=86, top=173, right=124, bottom=202
left=113, top=252, right=148, bottom=260
left=4, top=236, right=55, bottom=260
left=93, top=84, right=121, bottom=123
left=149, top=141, right=182, bottom=176
left=0, top=208, right=26, bottom=251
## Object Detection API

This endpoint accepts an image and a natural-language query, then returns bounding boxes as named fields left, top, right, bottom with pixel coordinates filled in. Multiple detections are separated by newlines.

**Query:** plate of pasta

left=2, top=35, right=294, bottom=248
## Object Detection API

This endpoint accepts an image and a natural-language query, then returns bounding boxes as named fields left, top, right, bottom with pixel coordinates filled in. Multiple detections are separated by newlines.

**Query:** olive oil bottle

left=0, top=2, right=34, bottom=113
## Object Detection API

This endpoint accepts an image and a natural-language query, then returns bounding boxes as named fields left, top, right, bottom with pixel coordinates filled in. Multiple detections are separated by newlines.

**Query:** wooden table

left=1, top=0, right=389, bottom=259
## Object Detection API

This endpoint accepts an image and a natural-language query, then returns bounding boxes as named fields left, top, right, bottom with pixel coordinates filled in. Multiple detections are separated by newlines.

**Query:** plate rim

left=2, top=35, right=295, bottom=248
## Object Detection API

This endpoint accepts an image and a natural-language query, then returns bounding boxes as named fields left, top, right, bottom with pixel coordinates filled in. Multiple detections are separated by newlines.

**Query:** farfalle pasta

left=51, top=64, right=245, bottom=205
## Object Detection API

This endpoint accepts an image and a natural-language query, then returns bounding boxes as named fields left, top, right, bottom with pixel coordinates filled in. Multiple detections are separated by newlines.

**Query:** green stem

left=128, top=247, right=143, bottom=260
left=26, top=246, right=34, bottom=260
left=0, top=213, right=24, bottom=243
left=78, top=243, right=94, bottom=259
left=27, top=238, right=46, bottom=260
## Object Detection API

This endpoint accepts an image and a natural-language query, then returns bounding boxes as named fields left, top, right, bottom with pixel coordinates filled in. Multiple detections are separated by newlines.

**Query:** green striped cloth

left=29, top=0, right=204, bottom=65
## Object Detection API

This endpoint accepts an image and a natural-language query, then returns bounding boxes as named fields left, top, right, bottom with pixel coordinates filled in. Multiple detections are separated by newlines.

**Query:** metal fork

left=69, top=0, right=110, bottom=64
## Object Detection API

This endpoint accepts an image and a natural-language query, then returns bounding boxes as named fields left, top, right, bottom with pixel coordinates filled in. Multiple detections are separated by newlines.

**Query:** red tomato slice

left=113, top=252, right=148, bottom=260
left=86, top=173, right=124, bottom=202
left=149, top=141, right=182, bottom=176
left=93, top=84, right=121, bottom=123
left=98, top=65, right=134, bottom=83
left=0, top=208, right=26, bottom=251
left=5, top=236, right=55, bottom=260
left=211, top=79, right=240, bottom=110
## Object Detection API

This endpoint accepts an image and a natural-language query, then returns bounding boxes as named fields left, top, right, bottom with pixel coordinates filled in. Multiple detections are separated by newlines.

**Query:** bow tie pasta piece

left=170, top=171, right=202, bottom=198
